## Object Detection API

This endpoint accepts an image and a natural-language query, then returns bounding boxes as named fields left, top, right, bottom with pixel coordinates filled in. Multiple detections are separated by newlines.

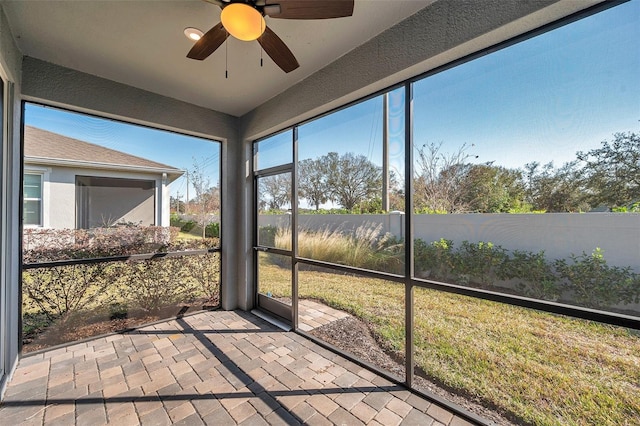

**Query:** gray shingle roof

left=24, top=126, right=182, bottom=173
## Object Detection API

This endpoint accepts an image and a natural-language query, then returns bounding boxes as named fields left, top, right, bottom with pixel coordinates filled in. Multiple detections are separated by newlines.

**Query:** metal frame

left=22, top=248, right=220, bottom=270
left=250, top=2, right=640, bottom=423
left=253, top=132, right=295, bottom=322
left=404, top=81, right=414, bottom=387
left=291, top=127, right=299, bottom=330
left=18, top=100, right=225, bottom=353
left=0, top=70, right=6, bottom=381
left=250, top=0, right=640, bottom=332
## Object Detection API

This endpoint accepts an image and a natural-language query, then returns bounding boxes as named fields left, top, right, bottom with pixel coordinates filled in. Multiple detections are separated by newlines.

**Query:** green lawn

left=261, top=259, right=640, bottom=426
left=177, top=230, right=204, bottom=240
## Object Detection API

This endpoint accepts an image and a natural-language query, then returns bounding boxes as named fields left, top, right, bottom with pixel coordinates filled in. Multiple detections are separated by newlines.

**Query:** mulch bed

left=22, top=299, right=219, bottom=353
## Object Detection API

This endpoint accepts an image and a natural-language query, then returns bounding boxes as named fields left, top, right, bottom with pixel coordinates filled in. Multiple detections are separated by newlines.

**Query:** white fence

left=259, top=213, right=640, bottom=270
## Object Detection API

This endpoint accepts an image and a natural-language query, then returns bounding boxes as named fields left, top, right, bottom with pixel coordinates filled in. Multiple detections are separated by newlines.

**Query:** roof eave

left=24, top=156, right=185, bottom=181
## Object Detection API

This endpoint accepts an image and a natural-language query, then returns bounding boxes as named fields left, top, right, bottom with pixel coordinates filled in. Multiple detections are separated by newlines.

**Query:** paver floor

left=297, top=299, right=350, bottom=332
left=0, top=310, right=476, bottom=425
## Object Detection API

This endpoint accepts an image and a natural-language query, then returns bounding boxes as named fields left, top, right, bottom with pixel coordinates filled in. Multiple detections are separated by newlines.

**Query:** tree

left=324, top=152, right=382, bottom=211
left=413, top=142, right=475, bottom=213
left=200, top=185, right=221, bottom=214
left=188, top=159, right=218, bottom=238
left=462, top=163, right=526, bottom=213
left=170, top=196, right=185, bottom=214
left=298, top=158, right=330, bottom=210
left=259, top=173, right=291, bottom=211
left=577, top=132, right=640, bottom=209
left=388, top=170, right=405, bottom=212
left=523, top=161, right=586, bottom=212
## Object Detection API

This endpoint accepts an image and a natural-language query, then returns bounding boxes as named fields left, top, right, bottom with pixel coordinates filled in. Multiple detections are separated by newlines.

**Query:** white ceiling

left=2, top=0, right=432, bottom=117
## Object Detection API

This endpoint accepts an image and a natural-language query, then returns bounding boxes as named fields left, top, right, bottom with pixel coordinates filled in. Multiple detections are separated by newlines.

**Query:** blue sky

left=412, top=0, right=639, bottom=170
left=26, top=1, right=639, bottom=202
left=262, top=1, right=639, bottom=178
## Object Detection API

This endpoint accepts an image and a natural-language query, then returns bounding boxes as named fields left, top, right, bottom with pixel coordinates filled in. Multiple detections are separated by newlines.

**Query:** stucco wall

left=21, top=58, right=238, bottom=142
left=260, top=213, right=640, bottom=271
left=0, top=3, right=23, bottom=401
left=24, top=164, right=164, bottom=230
left=412, top=213, right=640, bottom=271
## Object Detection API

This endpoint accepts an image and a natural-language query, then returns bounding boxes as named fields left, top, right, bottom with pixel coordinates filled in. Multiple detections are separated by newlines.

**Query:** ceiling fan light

left=184, top=27, right=204, bottom=41
left=221, top=3, right=266, bottom=42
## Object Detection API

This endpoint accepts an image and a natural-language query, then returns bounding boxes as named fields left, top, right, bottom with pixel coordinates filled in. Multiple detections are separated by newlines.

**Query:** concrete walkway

left=0, top=310, right=475, bottom=425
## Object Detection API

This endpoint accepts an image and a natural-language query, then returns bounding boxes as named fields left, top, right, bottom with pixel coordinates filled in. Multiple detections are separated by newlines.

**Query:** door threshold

left=251, top=309, right=292, bottom=331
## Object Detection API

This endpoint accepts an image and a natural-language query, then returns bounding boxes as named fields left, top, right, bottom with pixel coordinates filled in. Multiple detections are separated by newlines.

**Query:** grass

left=257, top=252, right=291, bottom=299
left=177, top=230, right=203, bottom=240
left=260, top=259, right=640, bottom=426
left=275, top=224, right=404, bottom=274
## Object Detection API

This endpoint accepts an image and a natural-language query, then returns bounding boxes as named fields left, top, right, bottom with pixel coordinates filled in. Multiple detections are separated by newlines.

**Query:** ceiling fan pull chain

left=225, top=32, right=229, bottom=79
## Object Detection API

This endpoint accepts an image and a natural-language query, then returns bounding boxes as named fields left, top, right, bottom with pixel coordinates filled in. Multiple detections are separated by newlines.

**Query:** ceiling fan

left=187, top=0, right=355, bottom=73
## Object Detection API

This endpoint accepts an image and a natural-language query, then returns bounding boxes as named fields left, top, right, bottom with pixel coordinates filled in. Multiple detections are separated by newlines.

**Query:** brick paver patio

left=0, top=310, right=476, bottom=425
left=297, top=300, right=350, bottom=332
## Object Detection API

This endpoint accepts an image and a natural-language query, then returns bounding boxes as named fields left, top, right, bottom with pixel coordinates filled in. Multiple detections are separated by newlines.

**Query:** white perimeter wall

left=260, top=213, right=640, bottom=271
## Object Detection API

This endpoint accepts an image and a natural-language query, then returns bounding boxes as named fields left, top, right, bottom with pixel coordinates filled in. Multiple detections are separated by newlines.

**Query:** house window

left=23, top=173, right=43, bottom=226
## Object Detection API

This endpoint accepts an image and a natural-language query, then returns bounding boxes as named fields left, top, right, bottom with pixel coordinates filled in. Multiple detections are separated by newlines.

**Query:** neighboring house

left=23, top=126, right=184, bottom=229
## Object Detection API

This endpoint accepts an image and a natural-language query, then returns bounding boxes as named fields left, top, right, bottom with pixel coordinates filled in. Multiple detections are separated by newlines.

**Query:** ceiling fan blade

left=187, top=22, right=228, bottom=60
left=258, top=26, right=299, bottom=73
left=201, top=0, right=224, bottom=7
left=265, top=0, right=354, bottom=19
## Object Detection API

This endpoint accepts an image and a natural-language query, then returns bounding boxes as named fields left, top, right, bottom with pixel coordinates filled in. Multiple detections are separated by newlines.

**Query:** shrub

left=184, top=252, right=221, bottom=305
left=555, top=248, right=640, bottom=309
left=125, top=257, right=198, bottom=314
left=22, top=262, right=117, bottom=322
left=414, top=239, right=640, bottom=309
left=180, top=220, right=197, bottom=233
left=258, top=225, right=278, bottom=247
left=170, top=213, right=183, bottom=227
left=498, top=250, right=560, bottom=301
left=171, top=237, right=220, bottom=250
left=23, top=226, right=179, bottom=262
left=612, top=202, right=640, bottom=213
left=454, top=241, right=508, bottom=287
left=22, top=229, right=216, bottom=322
left=357, top=198, right=384, bottom=214
left=205, top=222, right=220, bottom=238
left=414, top=238, right=455, bottom=281
left=22, top=312, right=54, bottom=342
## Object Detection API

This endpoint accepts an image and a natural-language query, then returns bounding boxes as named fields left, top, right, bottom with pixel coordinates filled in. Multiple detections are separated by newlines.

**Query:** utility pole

left=185, top=171, right=189, bottom=214
left=382, top=93, right=390, bottom=212
left=176, top=191, right=181, bottom=214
